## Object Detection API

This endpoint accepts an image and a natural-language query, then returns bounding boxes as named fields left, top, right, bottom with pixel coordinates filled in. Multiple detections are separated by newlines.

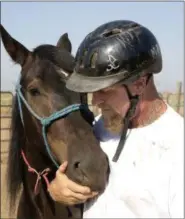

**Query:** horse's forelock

left=32, top=45, right=75, bottom=73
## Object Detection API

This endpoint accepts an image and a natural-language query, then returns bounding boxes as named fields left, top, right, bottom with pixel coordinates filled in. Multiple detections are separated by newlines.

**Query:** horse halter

left=16, top=76, right=89, bottom=169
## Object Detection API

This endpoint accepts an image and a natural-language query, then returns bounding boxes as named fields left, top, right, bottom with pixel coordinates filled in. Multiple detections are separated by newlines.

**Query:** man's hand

left=48, top=161, right=98, bottom=205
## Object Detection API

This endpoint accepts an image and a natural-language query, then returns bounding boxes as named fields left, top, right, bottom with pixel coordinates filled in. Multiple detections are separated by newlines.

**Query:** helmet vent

left=90, top=52, right=98, bottom=68
left=102, top=28, right=121, bottom=38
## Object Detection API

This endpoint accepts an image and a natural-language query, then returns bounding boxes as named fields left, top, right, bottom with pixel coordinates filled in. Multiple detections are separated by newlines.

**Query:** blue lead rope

left=16, top=78, right=84, bottom=168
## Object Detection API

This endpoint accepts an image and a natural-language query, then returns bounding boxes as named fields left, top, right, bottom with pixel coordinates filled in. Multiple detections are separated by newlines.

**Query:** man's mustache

left=98, top=104, right=112, bottom=111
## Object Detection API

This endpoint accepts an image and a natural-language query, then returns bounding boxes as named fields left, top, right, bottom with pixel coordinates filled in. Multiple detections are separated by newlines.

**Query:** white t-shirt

left=83, top=104, right=184, bottom=218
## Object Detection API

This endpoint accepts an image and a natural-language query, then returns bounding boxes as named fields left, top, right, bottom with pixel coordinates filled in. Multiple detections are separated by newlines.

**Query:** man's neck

left=131, top=98, right=167, bottom=128
left=131, top=83, right=167, bottom=128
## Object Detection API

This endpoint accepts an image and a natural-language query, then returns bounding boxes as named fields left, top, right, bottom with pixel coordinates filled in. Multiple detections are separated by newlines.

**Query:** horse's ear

left=56, top=33, right=72, bottom=53
left=0, top=24, right=31, bottom=67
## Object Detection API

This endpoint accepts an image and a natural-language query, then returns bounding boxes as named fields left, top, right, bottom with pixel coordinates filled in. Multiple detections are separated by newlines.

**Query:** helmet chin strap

left=112, top=74, right=152, bottom=162
left=80, top=93, right=95, bottom=126
left=112, top=86, right=139, bottom=162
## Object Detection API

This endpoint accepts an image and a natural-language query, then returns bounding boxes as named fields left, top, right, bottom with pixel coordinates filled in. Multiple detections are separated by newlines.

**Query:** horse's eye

left=29, top=88, right=40, bottom=96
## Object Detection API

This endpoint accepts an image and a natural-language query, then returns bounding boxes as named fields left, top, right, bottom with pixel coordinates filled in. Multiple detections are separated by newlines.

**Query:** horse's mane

left=7, top=95, right=25, bottom=212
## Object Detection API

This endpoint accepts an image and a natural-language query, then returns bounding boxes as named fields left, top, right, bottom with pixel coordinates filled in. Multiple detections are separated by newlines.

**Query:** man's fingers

left=71, top=191, right=98, bottom=202
left=67, top=180, right=91, bottom=194
left=59, top=161, right=68, bottom=173
left=66, top=197, right=86, bottom=205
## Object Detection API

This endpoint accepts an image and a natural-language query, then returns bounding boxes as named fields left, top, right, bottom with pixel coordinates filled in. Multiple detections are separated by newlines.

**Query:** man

left=48, top=20, right=184, bottom=218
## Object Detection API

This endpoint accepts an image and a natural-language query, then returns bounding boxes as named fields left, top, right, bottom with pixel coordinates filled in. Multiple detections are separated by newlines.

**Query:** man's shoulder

left=93, top=114, right=103, bottom=128
left=166, top=104, right=183, bottom=119
left=94, top=114, right=102, bottom=122
left=154, top=104, right=183, bottom=130
left=150, top=104, right=184, bottom=155
left=164, top=105, right=184, bottom=130
left=93, top=114, right=104, bottom=140
left=93, top=115, right=116, bottom=142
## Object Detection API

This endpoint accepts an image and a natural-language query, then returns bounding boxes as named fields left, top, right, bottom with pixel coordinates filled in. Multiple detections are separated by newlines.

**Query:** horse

left=0, top=24, right=109, bottom=219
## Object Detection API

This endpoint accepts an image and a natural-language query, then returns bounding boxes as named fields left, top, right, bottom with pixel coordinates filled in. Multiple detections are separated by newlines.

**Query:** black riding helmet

left=66, top=20, right=162, bottom=162
left=66, top=20, right=162, bottom=93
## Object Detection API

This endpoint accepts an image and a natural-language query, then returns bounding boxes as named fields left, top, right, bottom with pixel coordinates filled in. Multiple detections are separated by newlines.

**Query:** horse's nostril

left=74, top=161, right=80, bottom=169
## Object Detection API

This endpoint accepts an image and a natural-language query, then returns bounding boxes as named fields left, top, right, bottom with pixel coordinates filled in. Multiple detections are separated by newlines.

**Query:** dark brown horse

left=0, top=25, right=109, bottom=219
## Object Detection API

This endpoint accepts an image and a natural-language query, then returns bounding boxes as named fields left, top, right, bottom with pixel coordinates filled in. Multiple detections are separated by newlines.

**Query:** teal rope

left=42, top=126, right=59, bottom=168
left=16, top=77, right=84, bottom=168
left=41, top=104, right=82, bottom=126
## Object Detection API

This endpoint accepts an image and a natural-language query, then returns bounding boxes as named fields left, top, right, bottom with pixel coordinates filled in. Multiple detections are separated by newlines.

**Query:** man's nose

left=92, top=92, right=104, bottom=106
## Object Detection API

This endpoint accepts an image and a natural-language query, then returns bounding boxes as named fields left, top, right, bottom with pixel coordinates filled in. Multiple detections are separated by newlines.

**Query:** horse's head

left=1, top=25, right=109, bottom=192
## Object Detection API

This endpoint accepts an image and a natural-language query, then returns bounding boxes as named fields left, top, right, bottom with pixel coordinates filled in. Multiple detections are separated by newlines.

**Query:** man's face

left=91, top=85, right=130, bottom=134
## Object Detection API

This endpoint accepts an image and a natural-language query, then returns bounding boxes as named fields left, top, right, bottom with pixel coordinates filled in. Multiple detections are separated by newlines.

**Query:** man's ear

left=129, top=76, right=148, bottom=96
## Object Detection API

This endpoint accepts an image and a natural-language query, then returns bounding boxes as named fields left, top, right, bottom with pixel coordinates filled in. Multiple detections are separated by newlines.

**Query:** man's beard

left=101, top=106, right=123, bottom=134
